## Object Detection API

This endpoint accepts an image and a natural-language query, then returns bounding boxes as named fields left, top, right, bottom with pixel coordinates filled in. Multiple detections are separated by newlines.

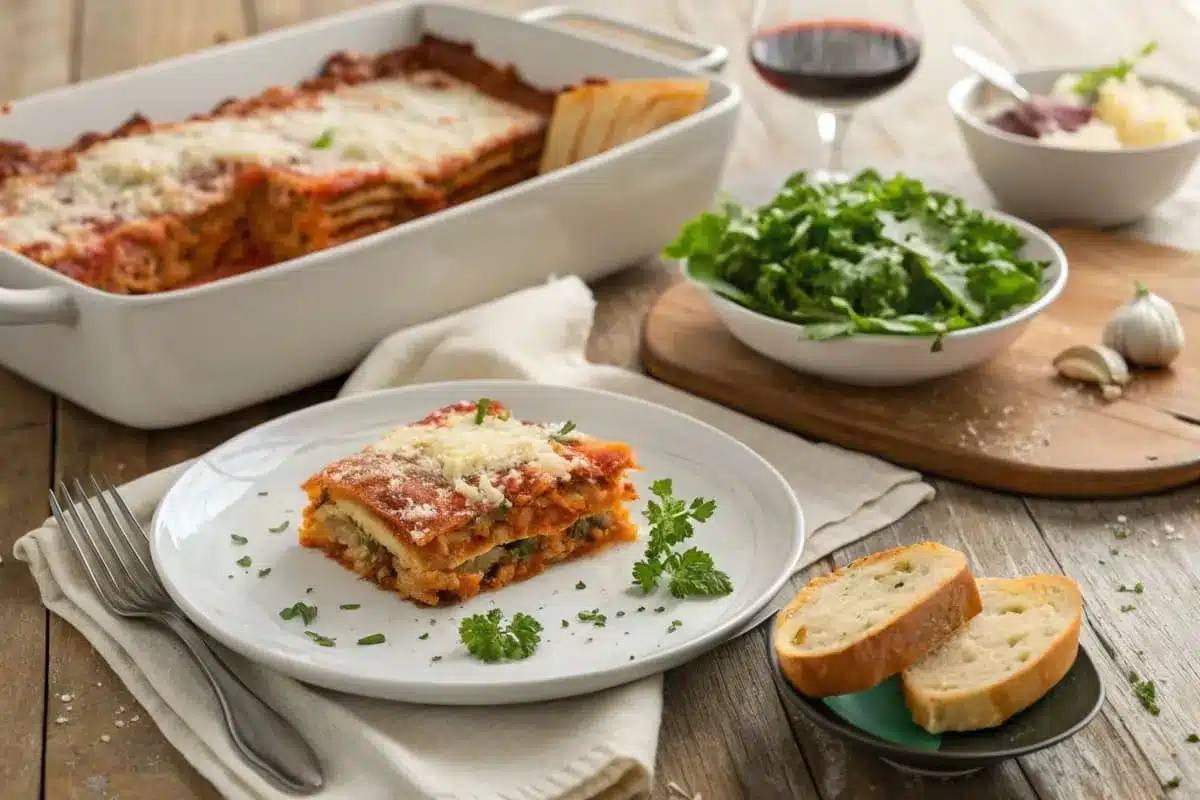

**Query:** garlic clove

left=1053, top=344, right=1131, bottom=386
left=1102, top=282, right=1185, bottom=368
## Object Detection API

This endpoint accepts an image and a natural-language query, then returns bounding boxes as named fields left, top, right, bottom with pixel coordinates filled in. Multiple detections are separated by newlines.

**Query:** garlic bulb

left=1102, top=282, right=1185, bottom=367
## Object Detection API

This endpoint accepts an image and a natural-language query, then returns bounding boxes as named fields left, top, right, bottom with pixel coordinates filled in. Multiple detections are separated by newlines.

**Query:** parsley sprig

left=632, top=479, right=731, bottom=598
left=458, top=609, right=543, bottom=662
left=1073, top=41, right=1158, bottom=96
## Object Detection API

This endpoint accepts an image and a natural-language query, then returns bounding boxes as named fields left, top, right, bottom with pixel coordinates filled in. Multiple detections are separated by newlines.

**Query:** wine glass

left=749, top=0, right=923, bottom=181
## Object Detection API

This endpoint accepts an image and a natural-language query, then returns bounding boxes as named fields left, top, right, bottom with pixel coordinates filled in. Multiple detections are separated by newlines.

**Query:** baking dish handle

left=0, top=286, right=78, bottom=326
left=520, top=6, right=729, bottom=73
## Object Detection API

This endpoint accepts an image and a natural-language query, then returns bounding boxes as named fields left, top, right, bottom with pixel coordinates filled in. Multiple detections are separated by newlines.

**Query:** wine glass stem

left=817, top=111, right=852, bottom=174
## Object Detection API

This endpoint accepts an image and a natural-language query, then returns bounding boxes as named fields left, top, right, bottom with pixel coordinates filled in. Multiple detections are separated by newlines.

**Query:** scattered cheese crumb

left=99, top=734, right=111, bottom=743
left=65, top=705, right=72, bottom=712
left=59, top=693, right=73, bottom=702
left=1164, top=524, right=1176, bottom=534
left=114, top=720, right=125, bottom=728
left=130, top=715, right=140, bottom=722
left=1117, top=515, right=1128, bottom=524
left=55, top=717, right=67, bottom=725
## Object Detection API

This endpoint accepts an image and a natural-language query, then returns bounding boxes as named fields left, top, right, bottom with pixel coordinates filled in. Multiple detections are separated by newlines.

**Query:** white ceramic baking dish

left=0, top=2, right=741, bottom=429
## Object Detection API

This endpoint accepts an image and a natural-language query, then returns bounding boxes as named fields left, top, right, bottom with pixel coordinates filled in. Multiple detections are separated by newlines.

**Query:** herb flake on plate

left=664, top=170, right=1047, bottom=347
left=279, top=602, right=318, bottom=626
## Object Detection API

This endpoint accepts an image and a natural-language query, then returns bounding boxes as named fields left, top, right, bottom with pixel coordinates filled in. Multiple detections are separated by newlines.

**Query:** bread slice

left=900, top=575, right=1083, bottom=733
left=773, top=542, right=982, bottom=697
left=538, top=78, right=708, bottom=173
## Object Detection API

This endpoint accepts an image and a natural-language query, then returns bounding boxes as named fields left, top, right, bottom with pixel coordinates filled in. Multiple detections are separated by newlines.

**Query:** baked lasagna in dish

left=299, top=399, right=639, bottom=606
left=0, top=36, right=555, bottom=294
left=0, top=31, right=711, bottom=296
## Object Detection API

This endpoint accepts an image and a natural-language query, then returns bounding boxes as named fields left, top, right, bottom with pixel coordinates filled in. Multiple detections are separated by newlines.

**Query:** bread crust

left=772, top=542, right=983, bottom=698
left=900, top=575, right=1083, bottom=733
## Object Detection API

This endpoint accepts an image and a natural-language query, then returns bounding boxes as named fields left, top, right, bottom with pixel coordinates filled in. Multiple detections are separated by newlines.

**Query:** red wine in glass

left=748, top=0, right=922, bottom=179
left=749, top=20, right=922, bottom=105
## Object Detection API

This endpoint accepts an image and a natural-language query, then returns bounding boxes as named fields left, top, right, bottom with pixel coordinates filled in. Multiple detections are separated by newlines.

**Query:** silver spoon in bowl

left=952, top=44, right=1092, bottom=136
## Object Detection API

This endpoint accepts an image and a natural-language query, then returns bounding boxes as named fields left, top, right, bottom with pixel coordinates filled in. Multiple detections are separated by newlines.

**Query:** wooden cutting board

left=641, top=229, right=1200, bottom=497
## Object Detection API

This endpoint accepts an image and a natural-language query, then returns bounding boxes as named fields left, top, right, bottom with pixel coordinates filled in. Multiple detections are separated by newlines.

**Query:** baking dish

left=0, top=2, right=741, bottom=429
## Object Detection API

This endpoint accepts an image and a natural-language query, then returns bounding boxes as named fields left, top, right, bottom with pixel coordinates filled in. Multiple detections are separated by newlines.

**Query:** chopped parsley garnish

left=1166, top=777, right=1181, bottom=790
left=257, top=491, right=269, bottom=496
left=458, top=609, right=542, bottom=662
left=1074, top=41, right=1158, bottom=96
left=305, top=587, right=313, bottom=594
left=667, top=619, right=682, bottom=633
left=499, top=498, right=512, bottom=511
left=236, top=556, right=252, bottom=568
left=561, top=620, right=569, bottom=628
left=418, top=632, right=429, bottom=640
left=279, top=602, right=318, bottom=626
left=1186, top=734, right=1199, bottom=743
left=357, top=633, right=386, bottom=646
left=431, top=655, right=443, bottom=662
left=654, top=606, right=666, bottom=613
left=473, top=398, right=491, bottom=424
left=339, top=604, right=360, bottom=610
left=269, top=520, right=289, bottom=533
left=632, top=479, right=731, bottom=598
left=577, top=609, right=607, bottom=627
left=230, top=534, right=248, bottom=545
left=1110, top=548, right=1120, bottom=556
left=305, top=631, right=336, bottom=647
left=1120, top=604, right=1136, bottom=612
left=1129, top=671, right=1160, bottom=715
left=575, top=581, right=586, bottom=590
left=637, top=606, right=646, bottom=613
left=310, top=128, right=336, bottom=149
left=258, top=568, right=271, bottom=578
left=616, top=610, right=626, bottom=618
left=550, top=421, right=576, bottom=443
left=1118, top=582, right=1144, bottom=594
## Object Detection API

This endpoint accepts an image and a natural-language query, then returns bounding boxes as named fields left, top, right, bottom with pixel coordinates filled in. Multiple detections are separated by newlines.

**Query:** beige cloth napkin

left=14, top=275, right=933, bottom=800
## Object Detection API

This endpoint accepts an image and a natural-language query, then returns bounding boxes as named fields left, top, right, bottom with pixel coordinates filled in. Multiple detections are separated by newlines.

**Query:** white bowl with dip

left=948, top=67, right=1200, bottom=227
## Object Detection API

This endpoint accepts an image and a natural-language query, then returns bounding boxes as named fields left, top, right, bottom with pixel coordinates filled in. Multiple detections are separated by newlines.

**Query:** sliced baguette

left=773, top=542, right=982, bottom=697
left=901, top=575, right=1083, bottom=734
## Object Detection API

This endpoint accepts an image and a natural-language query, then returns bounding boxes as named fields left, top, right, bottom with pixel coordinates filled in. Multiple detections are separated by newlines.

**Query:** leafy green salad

left=664, top=170, right=1049, bottom=343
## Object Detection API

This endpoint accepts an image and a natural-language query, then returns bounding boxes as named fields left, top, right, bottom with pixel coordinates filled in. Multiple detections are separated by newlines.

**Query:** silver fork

left=50, top=475, right=324, bottom=794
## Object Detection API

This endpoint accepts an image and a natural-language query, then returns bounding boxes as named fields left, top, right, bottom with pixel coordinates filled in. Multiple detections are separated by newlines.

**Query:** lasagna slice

left=538, top=78, right=709, bottom=173
left=299, top=400, right=639, bottom=606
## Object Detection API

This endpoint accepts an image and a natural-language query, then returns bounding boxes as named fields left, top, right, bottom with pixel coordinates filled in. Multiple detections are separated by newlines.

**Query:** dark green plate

left=766, top=613, right=1105, bottom=776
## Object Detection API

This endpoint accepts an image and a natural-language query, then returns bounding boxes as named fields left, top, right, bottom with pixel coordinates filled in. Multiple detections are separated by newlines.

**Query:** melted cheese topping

left=373, top=410, right=578, bottom=504
left=0, top=71, right=543, bottom=248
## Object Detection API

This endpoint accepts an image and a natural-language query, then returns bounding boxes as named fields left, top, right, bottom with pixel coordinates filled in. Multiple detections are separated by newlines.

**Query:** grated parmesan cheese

left=0, top=72, right=542, bottom=248
left=373, top=409, right=575, bottom=503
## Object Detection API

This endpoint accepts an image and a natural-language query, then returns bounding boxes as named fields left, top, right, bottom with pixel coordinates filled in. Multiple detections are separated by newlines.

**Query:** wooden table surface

left=2, top=1, right=1199, bottom=798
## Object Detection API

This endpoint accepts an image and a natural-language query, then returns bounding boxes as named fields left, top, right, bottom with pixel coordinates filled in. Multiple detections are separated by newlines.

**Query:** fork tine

left=90, top=475, right=157, bottom=582
left=101, top=471, right=150, bottom=544
left=51, top=481, right=126, bottom=613
left=71, top=477, right=159, bottom=608
left=89, top=475, right=170, bottom=606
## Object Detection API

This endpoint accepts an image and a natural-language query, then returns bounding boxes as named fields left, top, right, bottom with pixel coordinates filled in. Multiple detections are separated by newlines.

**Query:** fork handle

left=157, top=611, right=325, bottom=794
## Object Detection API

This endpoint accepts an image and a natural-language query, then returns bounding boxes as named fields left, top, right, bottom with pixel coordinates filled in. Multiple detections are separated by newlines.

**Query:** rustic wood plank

left=1023, top=492, right=1200, bottom=796
left=0, top=2, right=72, bottom=798
left=0, top=368, right=55, bottom=800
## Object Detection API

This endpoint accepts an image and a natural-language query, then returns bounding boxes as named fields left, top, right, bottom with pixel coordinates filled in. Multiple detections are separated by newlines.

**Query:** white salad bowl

left=692, top=209, right=1068, bottom=387
left=948, top=68, right=1200, bottom=227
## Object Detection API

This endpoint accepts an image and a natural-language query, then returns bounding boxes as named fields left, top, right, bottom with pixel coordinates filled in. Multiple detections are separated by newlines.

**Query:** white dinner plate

left=151, top=380, right=804, bottom=705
